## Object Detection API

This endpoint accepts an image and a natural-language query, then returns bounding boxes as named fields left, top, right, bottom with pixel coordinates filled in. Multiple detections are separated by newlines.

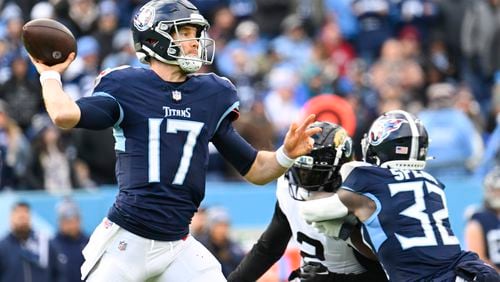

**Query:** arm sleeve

left=75, top=95, right=121, bottom=129
left=227, top=202, right=292, bottom=282
left=212, top=117, right=258, bottom=175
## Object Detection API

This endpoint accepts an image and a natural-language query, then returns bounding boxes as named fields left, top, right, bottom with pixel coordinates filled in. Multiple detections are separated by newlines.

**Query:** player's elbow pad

left=300, top=194, right=349, bottom=222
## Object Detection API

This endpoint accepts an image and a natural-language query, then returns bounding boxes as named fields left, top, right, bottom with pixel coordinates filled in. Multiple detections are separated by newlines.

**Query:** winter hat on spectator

left=56, top=198, right=80, bottom=220
left=206, top=206, right=230, bottom=227
left=235, top=20, right=259, bottom=39
left=426, top=83, right=456, bottom=109
left=281, top=14, right=303, bottom=32
left=30, top=2, right=55, bottom=20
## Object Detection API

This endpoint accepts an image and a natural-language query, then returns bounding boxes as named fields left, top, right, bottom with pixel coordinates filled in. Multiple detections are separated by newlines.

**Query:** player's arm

left=29, top=53, right=120, bottom=130
left=29, top=53, right=81, bottom=129
left=300, top=189, right=376, bottom=223
left=244, top=114, right=320, bottom=185
left=464, top=220, right=499, bottom=271
left=213, top=114, right=320, bottom=185
left=227, top=202, right=292, bottom=282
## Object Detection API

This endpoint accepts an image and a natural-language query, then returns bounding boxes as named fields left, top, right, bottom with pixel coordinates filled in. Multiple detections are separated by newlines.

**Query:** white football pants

left=82, top=218, right=226, bottom=282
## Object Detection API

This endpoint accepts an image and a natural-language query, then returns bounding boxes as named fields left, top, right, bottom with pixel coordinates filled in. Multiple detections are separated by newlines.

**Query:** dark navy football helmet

left=361, top=110, right=429, bottom=169
left=288, top=121, right=353, bottom=200
left=132, top=0, right=214, bottom=72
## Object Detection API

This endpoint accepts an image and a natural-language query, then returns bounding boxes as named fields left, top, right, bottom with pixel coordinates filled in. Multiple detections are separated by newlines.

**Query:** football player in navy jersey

left=300, top=110, right=499, bottom=281
left=28, top=1, right=321, bottom=281
left=465, top=166, right=500, bottom=272
left=228, top=122, right=387, bottom=282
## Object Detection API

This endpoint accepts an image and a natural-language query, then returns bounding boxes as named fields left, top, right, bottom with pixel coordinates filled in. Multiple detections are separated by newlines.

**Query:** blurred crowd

left=0, top=0, right=499, bottom=193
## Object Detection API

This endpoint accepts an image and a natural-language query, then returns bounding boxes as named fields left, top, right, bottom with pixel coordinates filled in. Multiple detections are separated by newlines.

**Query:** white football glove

left=311, top=214, right=358, bottom=240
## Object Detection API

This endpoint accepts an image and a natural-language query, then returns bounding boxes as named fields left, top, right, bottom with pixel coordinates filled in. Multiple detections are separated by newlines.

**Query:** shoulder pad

left=340, top=161, right=372, bottom=182
left=94, top=65, right=130, bottom=86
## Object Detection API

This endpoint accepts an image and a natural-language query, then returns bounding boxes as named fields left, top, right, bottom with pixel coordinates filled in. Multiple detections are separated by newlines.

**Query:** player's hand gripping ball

left=22, top=18, right=77, bottom=66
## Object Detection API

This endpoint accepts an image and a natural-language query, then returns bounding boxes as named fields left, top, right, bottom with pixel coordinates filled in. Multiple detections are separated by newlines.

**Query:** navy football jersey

left=90, top=67, right=240, bottom=241
left=340, top=161, right=464, bottom=281
left=470, top=209, right=500, bottom=268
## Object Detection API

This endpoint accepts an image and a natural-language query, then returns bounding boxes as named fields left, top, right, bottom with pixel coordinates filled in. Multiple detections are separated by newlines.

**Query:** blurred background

left=0, top=0, right=499, bottom=281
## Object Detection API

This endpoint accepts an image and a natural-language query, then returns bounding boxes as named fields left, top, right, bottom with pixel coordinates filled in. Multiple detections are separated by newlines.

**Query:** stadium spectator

left=269, top=14, right=313, bottom=70
left=0, top=202, right=60, bottom=282
left=465, top=166, right=500, bottom=272
left=92, top=0, right=120, bottom=67
left=51, top=198, right=89, bottom=282
left=300, top=110, right=499, bottom=281
left=0, top=55, right=42, bottom=130
left=253, top=0, right=293, bottom=38
left=101, top=28, right=141, bottom=69
left=263, top=66, right=302, bottom=140
left=461, top=0, right=500, bottom=115
left=199, top=206, right=245, bottom=278
left=228, top=122, right=386, bottom=282
left=24, top=114, right=79, bottom=193
left=0, top=99, right=30, bottom=190
left=419, top=83, right=484, bottom=178
left=351, top=0, right=393, bottom=65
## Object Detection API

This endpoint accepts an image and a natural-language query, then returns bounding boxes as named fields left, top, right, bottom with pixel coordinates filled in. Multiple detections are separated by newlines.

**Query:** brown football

left=22, top=18, right=77, bottom=66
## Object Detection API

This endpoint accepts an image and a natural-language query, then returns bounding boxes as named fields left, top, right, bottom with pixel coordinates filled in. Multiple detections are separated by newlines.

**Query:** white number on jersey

left=148, top=118, right=204, bottom=185
left=389, top=181, right=459, bottom=250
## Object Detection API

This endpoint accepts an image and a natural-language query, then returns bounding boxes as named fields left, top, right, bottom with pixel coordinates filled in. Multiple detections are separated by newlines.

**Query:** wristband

left=39, top=71, right=62, bottom=87
left=276, top=145, right=296, bottom=168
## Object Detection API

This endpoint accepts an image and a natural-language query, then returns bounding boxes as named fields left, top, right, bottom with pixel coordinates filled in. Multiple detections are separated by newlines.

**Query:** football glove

left=311, top=214, right=358, bottom=240
left=289, top=262, right=331, bottom=282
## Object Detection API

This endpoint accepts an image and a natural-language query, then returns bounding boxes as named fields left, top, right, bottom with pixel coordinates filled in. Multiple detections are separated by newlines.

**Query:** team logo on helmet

left=134, top=5, right=155, bottom=31
left=333, top=128, right=352, bottom=158
left=369, top=118, right=408, bottom=146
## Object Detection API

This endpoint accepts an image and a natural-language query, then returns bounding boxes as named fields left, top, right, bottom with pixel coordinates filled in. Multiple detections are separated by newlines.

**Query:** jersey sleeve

left=227, top=202, right=292, bottom=282
left=214, top=75, right=240, bottom=131
left=340, top=161, right=373, bottom=193
left=212, top=117, right=258, bottom=175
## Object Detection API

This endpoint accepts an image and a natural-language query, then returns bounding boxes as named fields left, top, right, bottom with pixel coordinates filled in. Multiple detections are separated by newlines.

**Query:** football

left=22, top=18, right=77, bottom=66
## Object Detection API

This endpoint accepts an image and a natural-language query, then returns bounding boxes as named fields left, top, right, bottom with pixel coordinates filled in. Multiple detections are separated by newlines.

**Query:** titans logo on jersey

left=92, top=67, right=239, bottom=241
left=340, top=161, right=463, bottom=281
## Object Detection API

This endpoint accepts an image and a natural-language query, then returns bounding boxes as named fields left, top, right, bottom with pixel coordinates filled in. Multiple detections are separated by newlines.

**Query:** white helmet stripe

left=396, top=110, right=420, bottom=160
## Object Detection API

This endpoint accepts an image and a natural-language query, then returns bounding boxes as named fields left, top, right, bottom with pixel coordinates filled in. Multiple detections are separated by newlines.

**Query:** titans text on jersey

left=92, top=66, right=239, bottom=241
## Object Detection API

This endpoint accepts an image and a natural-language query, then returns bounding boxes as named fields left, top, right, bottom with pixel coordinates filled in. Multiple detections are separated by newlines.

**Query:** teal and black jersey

left=76, top=66, right=257, bottom=241
left=340, top=161, right=465, bottom=281
left=469, top=209, right=500, bottom=269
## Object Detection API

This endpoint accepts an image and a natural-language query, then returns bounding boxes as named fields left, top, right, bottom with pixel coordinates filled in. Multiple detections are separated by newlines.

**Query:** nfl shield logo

left=172, top=90, right=182, bottom=101
left=118, top=241, right=127, bottom=251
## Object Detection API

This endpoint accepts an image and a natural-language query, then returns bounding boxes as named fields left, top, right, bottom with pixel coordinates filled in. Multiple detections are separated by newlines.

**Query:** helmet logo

left=369, top=118, right=408, bottom=146
left=134, top=5, right=155, bottom=31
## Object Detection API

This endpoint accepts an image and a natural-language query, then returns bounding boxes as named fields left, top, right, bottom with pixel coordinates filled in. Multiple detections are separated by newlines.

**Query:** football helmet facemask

left=361, top=110, right=428, bottom=170
left=288, top=121, right=353, bottom=200
left=132, top=0, right=215, bottom=73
